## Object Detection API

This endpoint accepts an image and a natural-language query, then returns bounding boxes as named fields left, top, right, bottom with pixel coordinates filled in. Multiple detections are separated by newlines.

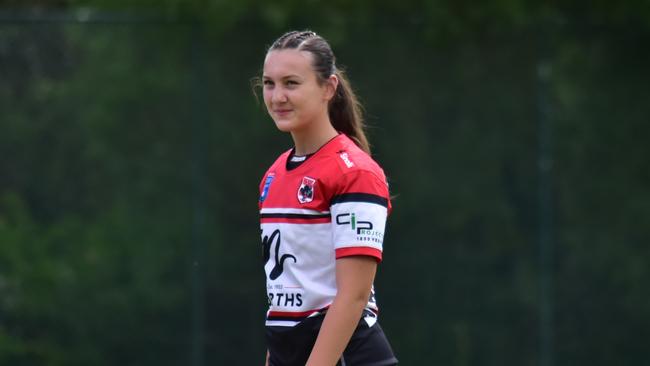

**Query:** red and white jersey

left=259, top=134, right=392, bottom=327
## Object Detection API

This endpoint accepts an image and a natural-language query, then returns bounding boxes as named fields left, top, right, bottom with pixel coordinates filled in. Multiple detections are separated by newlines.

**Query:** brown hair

left=267, top=30, right=371, bottom=154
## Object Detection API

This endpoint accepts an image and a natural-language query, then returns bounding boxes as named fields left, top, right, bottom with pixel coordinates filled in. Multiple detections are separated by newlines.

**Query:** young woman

left=258, top=30, right=398, bottom=366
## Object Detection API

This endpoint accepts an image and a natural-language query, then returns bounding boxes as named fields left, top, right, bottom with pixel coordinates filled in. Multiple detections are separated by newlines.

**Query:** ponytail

left=329, top=69, right=371, bottom=154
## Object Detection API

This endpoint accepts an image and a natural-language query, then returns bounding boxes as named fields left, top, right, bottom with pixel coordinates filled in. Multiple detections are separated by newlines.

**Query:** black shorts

left=266, top=311, right=398, bottom=366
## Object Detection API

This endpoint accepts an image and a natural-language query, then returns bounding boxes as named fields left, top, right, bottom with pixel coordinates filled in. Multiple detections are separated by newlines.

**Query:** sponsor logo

left=297, top=176, right=316, bottom=204
left=259, top=173, right=275, bottom=203
left=335, top=213, right=373, bottom=234
left=336, top=212, right=384, bottom=243
left=339, top=152, right=354, bottom=168
left=268, top=290, right=303, bottom=307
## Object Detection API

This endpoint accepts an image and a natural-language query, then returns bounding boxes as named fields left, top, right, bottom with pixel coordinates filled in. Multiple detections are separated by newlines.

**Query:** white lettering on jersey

left=339, top=152, right=354, bottom=168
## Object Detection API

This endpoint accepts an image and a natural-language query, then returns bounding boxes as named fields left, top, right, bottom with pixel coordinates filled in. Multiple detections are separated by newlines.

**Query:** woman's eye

left=263, top=80, right=274, bottom=87
left=286, top=80, right=299, bottom=87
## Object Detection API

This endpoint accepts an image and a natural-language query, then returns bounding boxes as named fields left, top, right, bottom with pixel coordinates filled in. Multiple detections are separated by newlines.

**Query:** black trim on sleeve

left=330, top=193, right=389, bottom=208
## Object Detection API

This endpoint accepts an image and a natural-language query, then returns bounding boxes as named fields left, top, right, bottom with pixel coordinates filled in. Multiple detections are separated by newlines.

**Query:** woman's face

left=262, top=49, right=333, bottom=133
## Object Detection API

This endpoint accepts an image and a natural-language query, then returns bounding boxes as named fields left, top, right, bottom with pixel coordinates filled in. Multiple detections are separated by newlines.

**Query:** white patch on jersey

left=331, top=201, right=387, bottom=252
left=339, top=152, right=354, bottom=168
left=297, top=176, right=316, bottom=204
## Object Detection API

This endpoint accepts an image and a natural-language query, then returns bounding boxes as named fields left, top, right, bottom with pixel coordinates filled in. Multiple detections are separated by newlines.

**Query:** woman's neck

left=290, top=119, right=339, bottom=156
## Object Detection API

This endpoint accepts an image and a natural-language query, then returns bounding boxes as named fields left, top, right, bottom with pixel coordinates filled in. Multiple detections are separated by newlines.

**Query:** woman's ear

left=324, top=74, right=339, bottom=101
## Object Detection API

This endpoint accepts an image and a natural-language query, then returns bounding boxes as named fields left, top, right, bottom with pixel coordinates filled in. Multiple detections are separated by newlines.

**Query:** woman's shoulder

left=320, top=137, right=390, bottom=204
left=327, top=135, right=386, bottom=178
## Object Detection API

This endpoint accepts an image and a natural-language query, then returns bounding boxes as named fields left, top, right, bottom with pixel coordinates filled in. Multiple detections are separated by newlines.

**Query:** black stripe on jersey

left=260, top=213, right=330, bottom=219
left=330, top=193, right=388, bottom=208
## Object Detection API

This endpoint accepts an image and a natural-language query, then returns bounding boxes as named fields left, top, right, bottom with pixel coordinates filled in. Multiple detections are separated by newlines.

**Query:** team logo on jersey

left=259, top=173, right=275, bottom=203
left=262, top=229, right=296, bottom=280
left=297, top=176, right=316, bottom=204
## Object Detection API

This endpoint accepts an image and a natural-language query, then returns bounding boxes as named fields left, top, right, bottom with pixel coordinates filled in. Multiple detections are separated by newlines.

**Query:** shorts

left=266, top=311, right=398, bottom=366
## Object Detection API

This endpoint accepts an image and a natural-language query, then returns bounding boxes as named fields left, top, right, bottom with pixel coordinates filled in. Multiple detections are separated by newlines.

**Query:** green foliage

left=1, top=22, right=194, bottom=365
left=0, top=194, right=190, bottom=365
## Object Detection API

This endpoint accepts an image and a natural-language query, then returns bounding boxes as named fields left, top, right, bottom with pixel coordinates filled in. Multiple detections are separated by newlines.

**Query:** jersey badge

left=260, top=173, right=275, bottom=203
left=297, top=176, right=316, bottom=204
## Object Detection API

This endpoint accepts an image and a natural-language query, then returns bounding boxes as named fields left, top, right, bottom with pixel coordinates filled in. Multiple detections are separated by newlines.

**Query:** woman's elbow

left=335, top=286, right=372, bottom=307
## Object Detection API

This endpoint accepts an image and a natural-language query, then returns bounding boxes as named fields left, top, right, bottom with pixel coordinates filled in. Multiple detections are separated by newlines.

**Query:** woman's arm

left=305, top=256, right=377, bottom=366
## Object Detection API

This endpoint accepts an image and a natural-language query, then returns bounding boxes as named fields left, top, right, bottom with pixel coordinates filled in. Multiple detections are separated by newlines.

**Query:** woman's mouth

left=274, top=109, right=293, bottom=117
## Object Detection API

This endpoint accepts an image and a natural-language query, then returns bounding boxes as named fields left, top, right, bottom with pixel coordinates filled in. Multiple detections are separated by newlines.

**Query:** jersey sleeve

left=330, top=169, right=391, bottom=262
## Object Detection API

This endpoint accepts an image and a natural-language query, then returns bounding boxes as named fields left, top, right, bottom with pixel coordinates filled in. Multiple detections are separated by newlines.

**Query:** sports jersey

left=259, top=133, right=392, bottom=327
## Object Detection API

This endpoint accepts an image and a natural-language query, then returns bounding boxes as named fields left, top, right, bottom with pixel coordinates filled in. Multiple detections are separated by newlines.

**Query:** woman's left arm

left=305, top=256, right=377, bottom=366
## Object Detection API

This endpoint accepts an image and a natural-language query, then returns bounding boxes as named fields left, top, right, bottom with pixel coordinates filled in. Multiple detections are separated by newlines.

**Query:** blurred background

left=1, top=1, right=649, bottom=365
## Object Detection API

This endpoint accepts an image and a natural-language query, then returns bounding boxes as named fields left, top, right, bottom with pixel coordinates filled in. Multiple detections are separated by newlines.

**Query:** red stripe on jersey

left=267, top=306, right=329, bottom=318
left=261, top=217, right=331, bottom=224
left=335, top=247, right=383, bottom=262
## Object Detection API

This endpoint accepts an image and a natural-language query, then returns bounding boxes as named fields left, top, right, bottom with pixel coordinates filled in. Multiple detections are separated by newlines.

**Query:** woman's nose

left=272, top=88, right=287, bottom=103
